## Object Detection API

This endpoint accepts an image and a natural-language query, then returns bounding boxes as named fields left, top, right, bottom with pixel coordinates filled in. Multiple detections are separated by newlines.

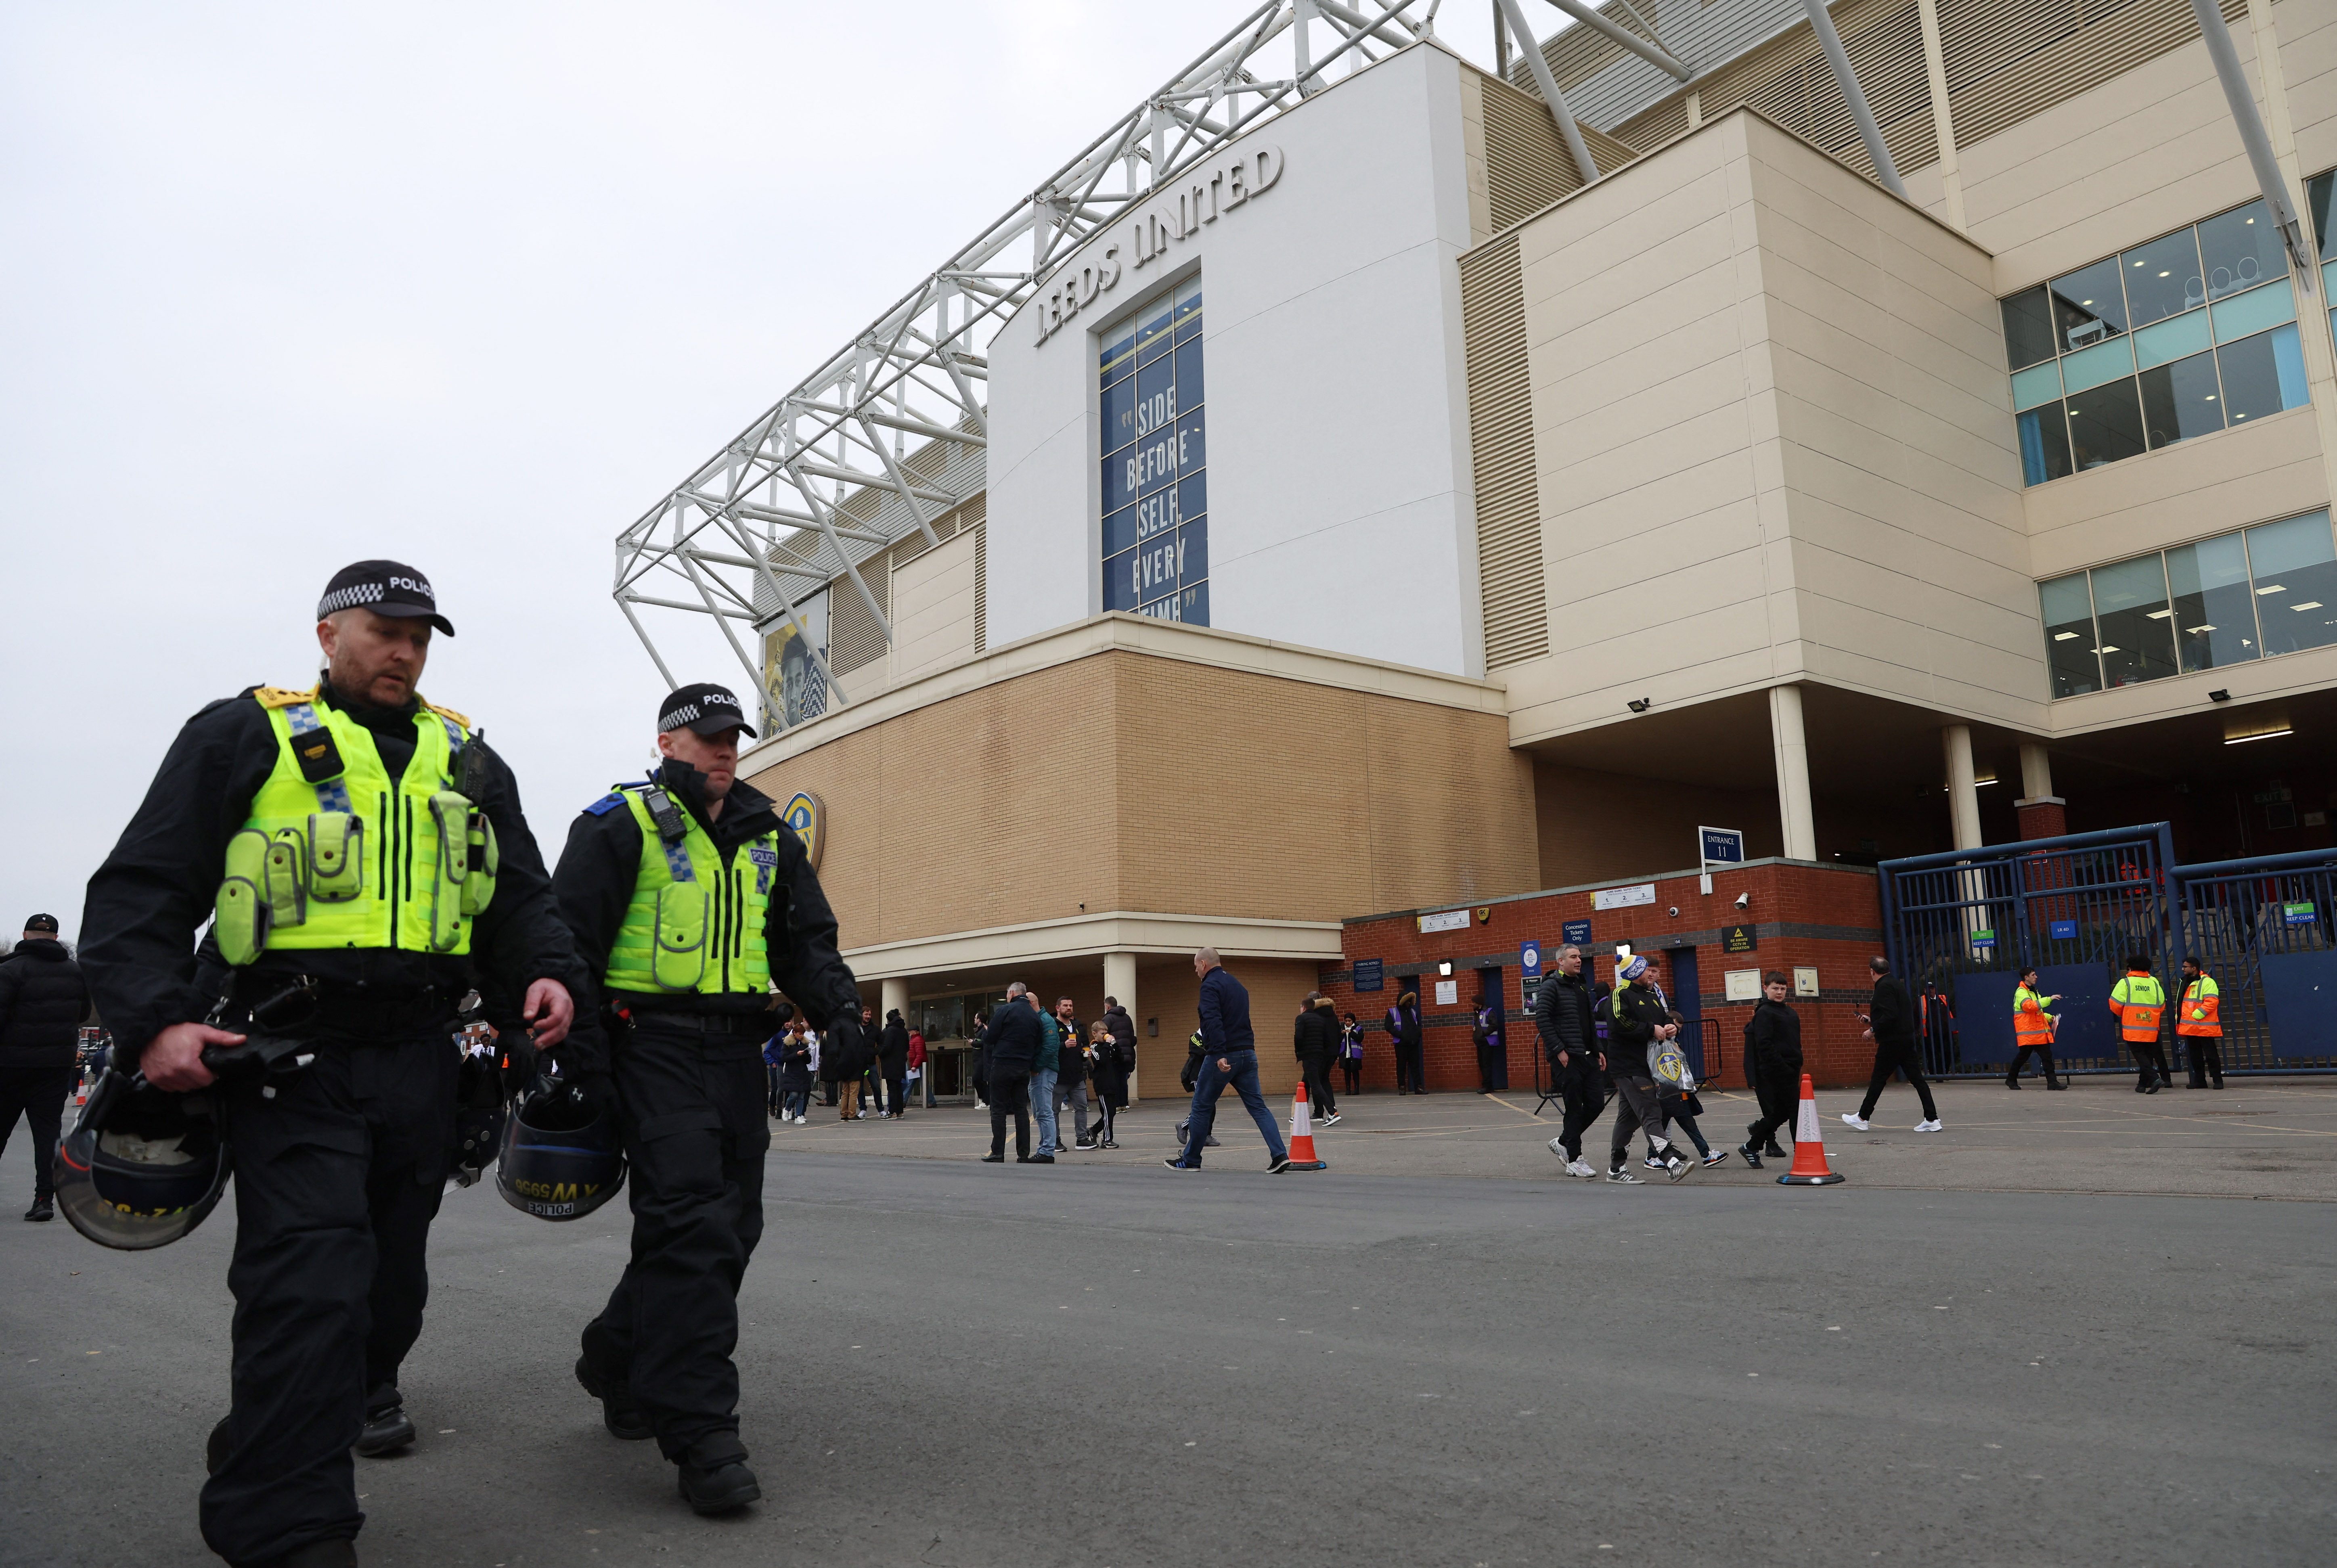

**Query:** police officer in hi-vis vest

left=2178, top=957, right=2225, bottom=1089
left=2005, top=963, right=2066, bottom=1090
left=2109, top=952, right=2172, bottom=1094
left=553, top=682, right=864, bottom=1516
left=80, top=561, right=587, bottom=1568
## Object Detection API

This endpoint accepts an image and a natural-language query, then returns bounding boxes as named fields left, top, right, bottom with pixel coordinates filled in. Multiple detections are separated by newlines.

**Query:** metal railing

left=2174, top=850, right=2337, bottom=1073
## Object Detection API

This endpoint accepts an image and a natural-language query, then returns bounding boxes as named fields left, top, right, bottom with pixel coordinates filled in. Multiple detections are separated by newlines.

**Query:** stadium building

left=614, top=0, right=2337, bottom=1095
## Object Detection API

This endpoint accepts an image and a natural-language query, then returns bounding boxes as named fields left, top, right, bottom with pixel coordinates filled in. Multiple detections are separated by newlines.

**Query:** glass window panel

left=2314, top=170, right=2337, bottom=262
left=1173, top=277, right=1203, bottom=341
left=1103, top=543, right=1143, bottom=611
left=1134, top=420, right=1178, bottom=498
left=2245, top=511, right=2337, bottom=655
left=1100, top=374, right=1136, bottom=456
left=1140, top=580, right=1209, bottom=625
left=2065, top=382, right=2146, bottom=470
left=1132, top=530, right=1186, bottom=607
left=1178, top=517, right=1208, bottom=584
left=2001, top=286, right=2058, bottom=371
left=1133, top=486, right=1179, bottom=546
left=2018, top=407, right=2072, bottom=486
left=1102, top=503, right=1141, bottom=559
left=1176, top=469, right=1206, bottom=528
left=2060, top=335, right=2137, bottom=394
left=1099, top=324, right=1136, bottom=387
left=2218, top=324, right=2309, bottom=423
left=1174, top=337, right=1204, bottom=409
left=2121, top=228, right=2205, bottom=328
left=2011, top=360, right=2064, bottom=410
left=2132, top=309, right=2212, bottom=370
left=2138, top=350, right=2226, bottom=449
left=2199, top=199, right=2286, bottom=301
left=2165, top=533, right=2260, bottom=672
left=2049, top=257, right=2128, bottom=351
left=1133, top=354, right=1177, bottom=438
left=2089, top=553, right=2179, bottom=687
left=1135, top=294, right=1176, bottom=362
left=2040, top=573, right=2102, bottom=697
left=1174, top=405, right=1206, bottom=476
left=2209, top=274, right=2295, bottom=341
left=1102, top=446, right=1137, bottom=515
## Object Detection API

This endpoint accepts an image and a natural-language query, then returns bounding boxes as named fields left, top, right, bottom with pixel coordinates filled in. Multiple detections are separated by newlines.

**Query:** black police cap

left=316, top=559, right=455, bottom=636
left=658, top=682, right=756, bottom=739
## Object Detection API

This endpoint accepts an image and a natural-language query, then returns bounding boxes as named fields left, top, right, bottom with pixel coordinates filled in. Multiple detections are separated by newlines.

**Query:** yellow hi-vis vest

left=602, top=785, right=779, bottom=996
left=212, top=686, right=498, bottom=964
left=2110, top=971, right=2166, bottom=1042
left=2178, top=975, right=2222, bottom=1036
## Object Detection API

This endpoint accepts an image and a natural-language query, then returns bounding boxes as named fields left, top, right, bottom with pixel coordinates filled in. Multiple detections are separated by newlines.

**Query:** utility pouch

left=262, top=834, right=308, bottom=932
left=304, top=812, right=364, bottom=902
left=427, top=791, right=471, bottom=952
left=651, top=881, right=708, bottom=991
left=215, top=829, right=273, bottom=967
left=460, top=809, right=499, bottom=917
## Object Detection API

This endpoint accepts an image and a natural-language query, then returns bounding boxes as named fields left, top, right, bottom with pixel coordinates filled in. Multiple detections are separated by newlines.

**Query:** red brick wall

left=1318, top=860, right=1886, bottom=1091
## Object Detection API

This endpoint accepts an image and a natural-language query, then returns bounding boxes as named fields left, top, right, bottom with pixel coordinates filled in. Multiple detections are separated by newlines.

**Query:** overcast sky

left=0, top=1, right=1504, bottom=945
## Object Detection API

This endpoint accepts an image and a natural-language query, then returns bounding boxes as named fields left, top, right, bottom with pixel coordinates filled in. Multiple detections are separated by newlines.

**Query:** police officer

left=2109, top=952, right=2171, bottom=1093
left=553, top=682, right=863, bottom=1515
left=79, top=561, right=588, bottom=1568
left=2178, top=957, right=2224, bottom=1089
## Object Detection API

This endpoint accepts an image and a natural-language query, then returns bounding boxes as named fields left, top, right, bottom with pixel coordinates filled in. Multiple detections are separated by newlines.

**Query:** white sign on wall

left=1417, top=909, right=1470, bottom=934
left=1433, top=979, right=1459, bottom=1006
left=1593, top=883, right=1656, bottom=911
left=1724, top=969, right=1762, bottom=1003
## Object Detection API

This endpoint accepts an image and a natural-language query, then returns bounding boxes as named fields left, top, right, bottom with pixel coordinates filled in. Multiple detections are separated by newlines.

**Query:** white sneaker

left=1914, top=1118, right=1942, bottom=1133
left=1841, top=1113, right=1870, bottom=1131
left=1568, top=1158, right=1599, bottom=1179
left=1547, top=1136, right=1569, bottom=1163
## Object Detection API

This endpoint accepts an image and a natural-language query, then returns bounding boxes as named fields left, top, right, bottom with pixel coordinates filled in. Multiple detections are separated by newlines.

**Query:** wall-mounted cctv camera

left=1734, top=892, right=1751, bottom=910
left=1667, top=906, right=1680, bottom=918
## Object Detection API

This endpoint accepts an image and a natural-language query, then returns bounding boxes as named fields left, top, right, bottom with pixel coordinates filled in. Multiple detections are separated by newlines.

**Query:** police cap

left=316, top=559, right=455, bottom=636
left=658, top=682, right=756, bottom=740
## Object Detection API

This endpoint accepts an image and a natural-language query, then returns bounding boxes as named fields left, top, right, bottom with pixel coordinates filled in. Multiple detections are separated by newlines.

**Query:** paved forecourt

left=2, top=1087, right=2331, bottom=1568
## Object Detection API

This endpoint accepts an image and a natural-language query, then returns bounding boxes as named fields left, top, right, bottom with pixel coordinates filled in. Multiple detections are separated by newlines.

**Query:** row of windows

left=2002, top=195, right=2310, bottom=486
left=2040, top=510, right=2337, bottom=698
left=1100, top=276, right=1207, bottom=626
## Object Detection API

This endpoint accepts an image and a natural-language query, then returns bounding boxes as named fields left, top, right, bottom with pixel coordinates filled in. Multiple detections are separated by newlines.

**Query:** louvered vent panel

left=1458, top=235, right=1547, bottom=669
left=1483, top=74, right=1581, bottom=225
left=828, top=555, right=890, bottom=677
left=1945, top=0, right=2245, bottom=148
left=970, top=516, right=986, bottom=655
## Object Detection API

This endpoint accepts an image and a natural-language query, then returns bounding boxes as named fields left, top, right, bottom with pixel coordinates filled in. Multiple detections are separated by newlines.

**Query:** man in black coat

left=877, top=1009, right=911, bottom=1118
left=1738, top=971, right=1803, bottom=1168
left=1845, top=956, right=1940, bottom=1133
left=977, top=986, right=1043, bottom=1162
left=0, top=914, right=92, bottom=1221
left=1293, top=991, right=1342, bottom=1123
left=1533, top=944, right=1603, bottom=1178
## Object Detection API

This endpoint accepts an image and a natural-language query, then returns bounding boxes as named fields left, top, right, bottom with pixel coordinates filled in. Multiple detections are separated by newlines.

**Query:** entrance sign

left=1699, top=824, right=1744, bottom=895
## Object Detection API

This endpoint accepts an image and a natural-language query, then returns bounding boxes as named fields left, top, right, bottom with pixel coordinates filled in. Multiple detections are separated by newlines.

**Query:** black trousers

left=882, top=1072, right=907, bottom=1115
left=1857, top=1039, right=1938, bottom=1122
left=201, top=1029, right=455, bottom=1568
left=1394, top=1042, right=1424, bottom=1093
left=2131, top=1038, right=2172, bottom=1087
left=1476, top=1038, right=1508, bottom=1092
left=584, top=1019, right=769, bottom=1463
left=1300, top=1055, right=1337, bottom=1117
left=2006, top=1043, right=2058, bottom=1083
left=1339, top=1058, right=1361, bottom=1094
left=2184, top=1034, right=2225, bottom=1086
left=988, top=1072, right=1032, bottom=1158
left=1746, top=1067, right=1800, bottom=1149
left=1552, top=1073, right=1604, bottom=1160
left=0, top=1061, right=74, bottom=1203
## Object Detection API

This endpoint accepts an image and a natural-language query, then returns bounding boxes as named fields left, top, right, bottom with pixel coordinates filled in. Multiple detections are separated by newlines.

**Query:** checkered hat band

left=318, top=582, right=387, bottom=615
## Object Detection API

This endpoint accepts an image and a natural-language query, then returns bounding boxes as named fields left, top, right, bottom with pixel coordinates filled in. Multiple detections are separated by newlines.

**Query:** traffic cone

left=1778, top=1073, right=1844, bottom=1186
left=1286, top=1082, right=1327, bottom=1171
left=73, top=1070, right=88, bottom=1107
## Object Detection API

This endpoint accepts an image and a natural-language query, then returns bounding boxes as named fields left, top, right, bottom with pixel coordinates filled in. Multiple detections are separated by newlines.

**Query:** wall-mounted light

left=2208, top=689, right=2231, bottom=702
left=1437, top=961, right=1453, bottom=977
left=1626, top=697, right=1652, bottom=714
left=2225, top=725, right=2294, bottom=745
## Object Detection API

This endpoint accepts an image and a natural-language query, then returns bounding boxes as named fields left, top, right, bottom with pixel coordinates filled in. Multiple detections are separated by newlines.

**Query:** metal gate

left=2172, top=849, right=2337, bottom=1073
left=1879, top=824, right=2179, bottom=1078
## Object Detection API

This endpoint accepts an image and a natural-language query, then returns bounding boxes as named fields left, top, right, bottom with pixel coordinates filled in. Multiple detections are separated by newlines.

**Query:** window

left=2039, top=511, right=2337, bottom=695
left=1100, top=275, right=1207, bottom=625
left=2002, top=198, right=2307, bottom=486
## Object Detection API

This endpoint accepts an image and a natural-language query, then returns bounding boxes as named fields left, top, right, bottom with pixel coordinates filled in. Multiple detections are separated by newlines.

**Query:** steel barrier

left=2172, top=849, right=2337, bottom=1074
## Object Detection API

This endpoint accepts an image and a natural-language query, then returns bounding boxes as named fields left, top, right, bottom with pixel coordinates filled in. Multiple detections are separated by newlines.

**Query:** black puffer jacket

left=1746, top=997, right=1803, bottom=1078
left=1294, top=997, right=1340, bottom=1063
left=0, top=939, right=92, bottom=1068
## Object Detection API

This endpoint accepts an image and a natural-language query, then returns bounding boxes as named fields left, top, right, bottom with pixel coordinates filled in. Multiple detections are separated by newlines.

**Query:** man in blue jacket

left=1166, top=948, right=1291, bottom=1173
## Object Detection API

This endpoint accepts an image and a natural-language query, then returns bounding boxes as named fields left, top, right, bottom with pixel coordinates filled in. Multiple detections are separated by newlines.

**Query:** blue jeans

left=1030, top=1066, right=1060, bottom=1154
left=1179, top=1049, right=1286, bottom=1167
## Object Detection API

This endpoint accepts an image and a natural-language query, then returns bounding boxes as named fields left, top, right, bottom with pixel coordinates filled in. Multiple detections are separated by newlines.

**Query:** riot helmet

left=496, top=1075, right=626, bottom=1220
left=54, top=1070, right=232, bottom=1250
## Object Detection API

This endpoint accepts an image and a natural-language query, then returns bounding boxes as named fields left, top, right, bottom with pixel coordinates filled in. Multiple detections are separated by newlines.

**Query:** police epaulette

left=424, top=698, right=474, bottom=729
left=251, top=684, right=320, bottom=710
left=584, top=791, right=628, bottom=817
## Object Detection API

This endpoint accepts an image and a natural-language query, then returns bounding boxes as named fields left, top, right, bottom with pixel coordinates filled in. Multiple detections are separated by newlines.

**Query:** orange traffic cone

left=73, top=1072, right=88, bottom=1107
left=1778, top=1073, right=1844, bottom=1186
left=1286, top=1082, right=1327, bottom=1170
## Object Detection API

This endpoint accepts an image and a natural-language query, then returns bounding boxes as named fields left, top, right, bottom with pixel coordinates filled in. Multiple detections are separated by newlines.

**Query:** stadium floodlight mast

left=612, top=0, right=1447, bottom=733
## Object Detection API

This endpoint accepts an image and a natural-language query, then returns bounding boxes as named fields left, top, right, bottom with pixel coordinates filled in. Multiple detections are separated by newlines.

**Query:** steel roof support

left=2190, top=0, right=2316, bottom=290
left=1537, top=0, right=1689, bottom=80
left=1494, top=0, right=1598, bottom=183
left=1801, top=0, right=1904, bottom=197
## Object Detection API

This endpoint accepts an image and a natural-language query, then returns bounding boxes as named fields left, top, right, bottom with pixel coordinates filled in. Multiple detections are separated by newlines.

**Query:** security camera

left=1667, top=906, right=1680, bottom=918
left=1734, top=892, right=1751, bottom=910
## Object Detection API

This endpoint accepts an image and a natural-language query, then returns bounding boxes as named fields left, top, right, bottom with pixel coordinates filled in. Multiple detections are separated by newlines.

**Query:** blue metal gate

left=1879, top=825, right=2179, bottom=1078
left=2172, top=849, right=2337, bottom=1073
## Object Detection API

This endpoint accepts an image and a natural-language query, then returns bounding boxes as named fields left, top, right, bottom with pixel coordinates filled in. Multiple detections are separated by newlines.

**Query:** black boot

left=23, top=1199, right=53, bottom=1221
left=354, top=1390, right=416, bottom=1457
left=2045, top=1078, right=2067, bottom=1089
left=279, top=1540, right=359, bottom=1567
left=575, top=1354, right=654, bottom=1440
left=675, top=1432, right=760, bottom=1516
left=1763, top=1141, right=1787, bottom=1158
left=206, top=1415, right=230, bottom=1476
left=2004, top=1076, right=2022, bottom=1090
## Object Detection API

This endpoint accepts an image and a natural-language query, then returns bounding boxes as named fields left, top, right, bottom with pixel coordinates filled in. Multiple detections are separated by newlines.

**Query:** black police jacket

left=80, top=681, right=586, bottom=1066
left=0, top=939, right=92, bottom=1068
left=552, top=759, right=861, bottom=1055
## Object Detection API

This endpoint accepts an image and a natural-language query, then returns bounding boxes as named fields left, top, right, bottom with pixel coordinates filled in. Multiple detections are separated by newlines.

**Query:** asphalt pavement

left=3, top=1105, right=2332, bottom=1568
